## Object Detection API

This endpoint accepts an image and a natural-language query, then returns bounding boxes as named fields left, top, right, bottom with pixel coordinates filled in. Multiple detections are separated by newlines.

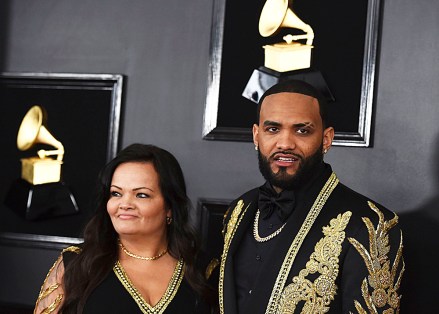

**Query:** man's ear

left=323, top=127, right=334, bottom=152
left=253, top=124, right=259, bottom=148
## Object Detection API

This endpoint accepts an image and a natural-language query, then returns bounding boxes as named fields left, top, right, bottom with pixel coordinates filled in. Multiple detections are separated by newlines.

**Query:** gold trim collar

left=113, top=259, right=184, bottom=314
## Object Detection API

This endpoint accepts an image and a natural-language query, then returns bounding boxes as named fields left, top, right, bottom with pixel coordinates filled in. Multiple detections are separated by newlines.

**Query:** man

left=219, top=80, right=404, bottom=313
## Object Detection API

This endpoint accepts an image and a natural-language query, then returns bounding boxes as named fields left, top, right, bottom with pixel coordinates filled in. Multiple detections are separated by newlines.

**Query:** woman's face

left=107, top=162, right=170, bottom=238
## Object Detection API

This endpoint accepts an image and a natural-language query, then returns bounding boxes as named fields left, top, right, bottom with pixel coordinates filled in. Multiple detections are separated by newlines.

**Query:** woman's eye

left=137, top=193, right=149, bottom=199
left=110, top=191, right=121, bottom=197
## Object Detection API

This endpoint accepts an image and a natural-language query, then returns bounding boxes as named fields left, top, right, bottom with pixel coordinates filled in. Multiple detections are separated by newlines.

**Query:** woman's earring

left=323, top=148, right=328, bottom=154
left=255, top=145, right=258, bottom=151
left=166, top=216, right=172, bottom=224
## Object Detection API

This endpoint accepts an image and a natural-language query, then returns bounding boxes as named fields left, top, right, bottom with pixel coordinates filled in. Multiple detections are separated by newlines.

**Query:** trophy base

left=4, top=179, right=79, bottom=221
left=21, top=157, right=63, bottom=185
left=242, top=66, right=335, bottom=104
left=263, top=43, right=313, bottom=72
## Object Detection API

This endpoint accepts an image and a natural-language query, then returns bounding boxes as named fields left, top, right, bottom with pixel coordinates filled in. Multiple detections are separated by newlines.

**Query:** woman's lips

left=118, top=214, right=138, bottom=220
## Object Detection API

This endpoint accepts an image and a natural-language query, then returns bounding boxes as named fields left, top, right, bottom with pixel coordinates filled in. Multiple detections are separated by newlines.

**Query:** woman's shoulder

left=61, top=244, right=82, bottom=265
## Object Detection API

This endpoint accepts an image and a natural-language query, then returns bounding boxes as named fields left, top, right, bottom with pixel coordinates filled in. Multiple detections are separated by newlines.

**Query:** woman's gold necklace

left=118, top=240, right=168, bottom=261
left=253, top=209, right=286, bottom=242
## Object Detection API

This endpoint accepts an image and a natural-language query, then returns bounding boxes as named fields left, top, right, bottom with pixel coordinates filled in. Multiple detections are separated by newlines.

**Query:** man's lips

left=272, top=153, right=301, bottom=167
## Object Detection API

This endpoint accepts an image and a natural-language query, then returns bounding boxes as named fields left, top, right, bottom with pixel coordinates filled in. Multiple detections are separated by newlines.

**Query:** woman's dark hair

left=60, top=143, right=210, bottom=313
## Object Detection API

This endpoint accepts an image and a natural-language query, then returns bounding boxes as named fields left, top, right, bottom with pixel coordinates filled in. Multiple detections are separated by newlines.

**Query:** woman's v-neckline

left=113, top=259, right=185, bottom=314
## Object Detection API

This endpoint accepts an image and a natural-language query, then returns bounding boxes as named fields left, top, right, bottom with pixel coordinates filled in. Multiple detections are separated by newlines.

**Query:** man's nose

left=276, top=131, right=296, bottom=151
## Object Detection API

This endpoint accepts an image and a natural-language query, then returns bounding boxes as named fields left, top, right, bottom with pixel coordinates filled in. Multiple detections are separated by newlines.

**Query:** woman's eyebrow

left=133, top=187, right=153, bottom=192
left=110, top=185, right=153, bottom=192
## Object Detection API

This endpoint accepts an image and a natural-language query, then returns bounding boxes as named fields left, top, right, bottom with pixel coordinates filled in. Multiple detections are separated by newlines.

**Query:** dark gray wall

left=0, top=0, right=438, bottom=311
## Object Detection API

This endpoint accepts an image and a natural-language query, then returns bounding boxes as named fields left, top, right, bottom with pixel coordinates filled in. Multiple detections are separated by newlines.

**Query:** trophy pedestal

left=242, top=66, right=335, bottom=104
left=263, top=43, right=313, bottom=72
left=4, top=179, right=79, bottom=220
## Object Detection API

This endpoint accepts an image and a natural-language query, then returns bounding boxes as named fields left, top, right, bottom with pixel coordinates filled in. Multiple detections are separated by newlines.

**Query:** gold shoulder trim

left=348, top=201, right=405, bottom=313
left=113, top=259, right=184, bottom=314
left=219, top=199, right=251, bottom=314
left=278, top=211, right=352, bottom=313
left=265, top=172, right=339, bottom=314
left=61, top=245, right=81, bottom=254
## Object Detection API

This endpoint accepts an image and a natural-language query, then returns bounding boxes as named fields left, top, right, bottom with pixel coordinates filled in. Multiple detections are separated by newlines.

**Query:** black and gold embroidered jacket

left=219, top=164, right=404, bottom=314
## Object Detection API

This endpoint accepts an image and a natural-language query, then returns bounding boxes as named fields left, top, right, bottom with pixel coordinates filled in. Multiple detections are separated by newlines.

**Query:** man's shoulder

left=323, top=182, right=404, bottom=314
left=331, top=181, right=397, bottom=222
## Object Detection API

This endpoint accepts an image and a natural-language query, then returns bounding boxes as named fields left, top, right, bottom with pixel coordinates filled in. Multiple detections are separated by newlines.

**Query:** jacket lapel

left=221, top=190, right=258, bottom=314
left=242, top=168, right=334, bottom=313
left=241, top=196, right=313, bottom=313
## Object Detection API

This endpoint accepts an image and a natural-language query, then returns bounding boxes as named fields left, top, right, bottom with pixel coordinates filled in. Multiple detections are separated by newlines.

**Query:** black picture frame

left=197, top=198, right=230, bottom=260
left=202, top=0, right=381, bottom=147
left=0, top=72, right=124, bottom=247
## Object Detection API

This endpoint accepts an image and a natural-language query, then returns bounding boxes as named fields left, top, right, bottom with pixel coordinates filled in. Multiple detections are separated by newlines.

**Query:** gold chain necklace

left=253, top=209, right=286, bottom=242
left=118, top=240, right=168, bottom=261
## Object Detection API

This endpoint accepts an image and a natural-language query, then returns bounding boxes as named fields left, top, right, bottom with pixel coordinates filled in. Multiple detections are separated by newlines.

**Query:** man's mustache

left=270, top=150, right=303, bottom=161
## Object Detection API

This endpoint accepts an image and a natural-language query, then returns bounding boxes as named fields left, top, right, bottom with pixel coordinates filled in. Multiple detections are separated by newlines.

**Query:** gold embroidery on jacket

left=266, top=172, right=339, bottom=314
left=348, top=201, right=404, bottom=314
left=219, top=199, right=250, bottom=314
left=277, top=211, right=352, bottom=314
left=205, top=258, right=220, bottom=280
left=224, top=200, right=244, bottom=246
left=222, top=206, right=232, bottom=237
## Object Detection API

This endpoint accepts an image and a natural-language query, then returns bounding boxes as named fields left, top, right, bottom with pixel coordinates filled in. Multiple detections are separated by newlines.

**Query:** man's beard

left=258, top=144, right=324, bottom=190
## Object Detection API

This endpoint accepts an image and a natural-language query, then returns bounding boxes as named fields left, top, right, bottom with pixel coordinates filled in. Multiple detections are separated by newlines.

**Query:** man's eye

left=266, top=127, right=279, bottom=133
left=137, top=193, right=149, bottom=199
left=297, top=128, right=310, bottom=134
left=110, top=191, right=121, bottom=197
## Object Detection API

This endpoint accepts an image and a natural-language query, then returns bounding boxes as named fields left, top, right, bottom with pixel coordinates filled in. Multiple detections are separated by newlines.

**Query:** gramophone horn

left=17, top=105, right=64, bottom=160
left=259, top=0, right=312, bottom=40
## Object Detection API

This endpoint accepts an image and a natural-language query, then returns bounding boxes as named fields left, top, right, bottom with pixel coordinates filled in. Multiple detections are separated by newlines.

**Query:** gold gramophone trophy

left=18, top=105, right=64, bottom=185
left=243, top=0, right=333, bottom=103
left=4, top=105, right=79, bottom=220
left=260, top=0, right=314, bottom=73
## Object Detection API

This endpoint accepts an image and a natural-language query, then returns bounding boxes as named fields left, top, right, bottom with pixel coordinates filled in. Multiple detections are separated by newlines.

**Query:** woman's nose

left=119, top=203, right=133, bottom=210
left=118, top=195, right=134, bottom=210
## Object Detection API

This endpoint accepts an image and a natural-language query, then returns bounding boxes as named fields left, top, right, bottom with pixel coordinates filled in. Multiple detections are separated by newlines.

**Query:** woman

left=34, top=144, right=215, bottom=313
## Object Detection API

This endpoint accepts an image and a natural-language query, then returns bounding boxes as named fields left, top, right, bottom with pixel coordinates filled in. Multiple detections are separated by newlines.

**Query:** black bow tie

left=258, top=183, right=295, bottom=221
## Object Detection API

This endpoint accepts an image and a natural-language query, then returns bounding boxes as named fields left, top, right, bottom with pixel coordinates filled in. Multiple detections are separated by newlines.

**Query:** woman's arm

left=34, top=253, right=66, bottom=314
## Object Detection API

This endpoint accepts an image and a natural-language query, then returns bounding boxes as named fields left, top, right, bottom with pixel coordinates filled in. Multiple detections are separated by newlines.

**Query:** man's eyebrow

left=293, top=122, right=315, bottom=128
left=262, top=121, right=316, bottom=128
left=263, top=120, right=281, bottom=127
